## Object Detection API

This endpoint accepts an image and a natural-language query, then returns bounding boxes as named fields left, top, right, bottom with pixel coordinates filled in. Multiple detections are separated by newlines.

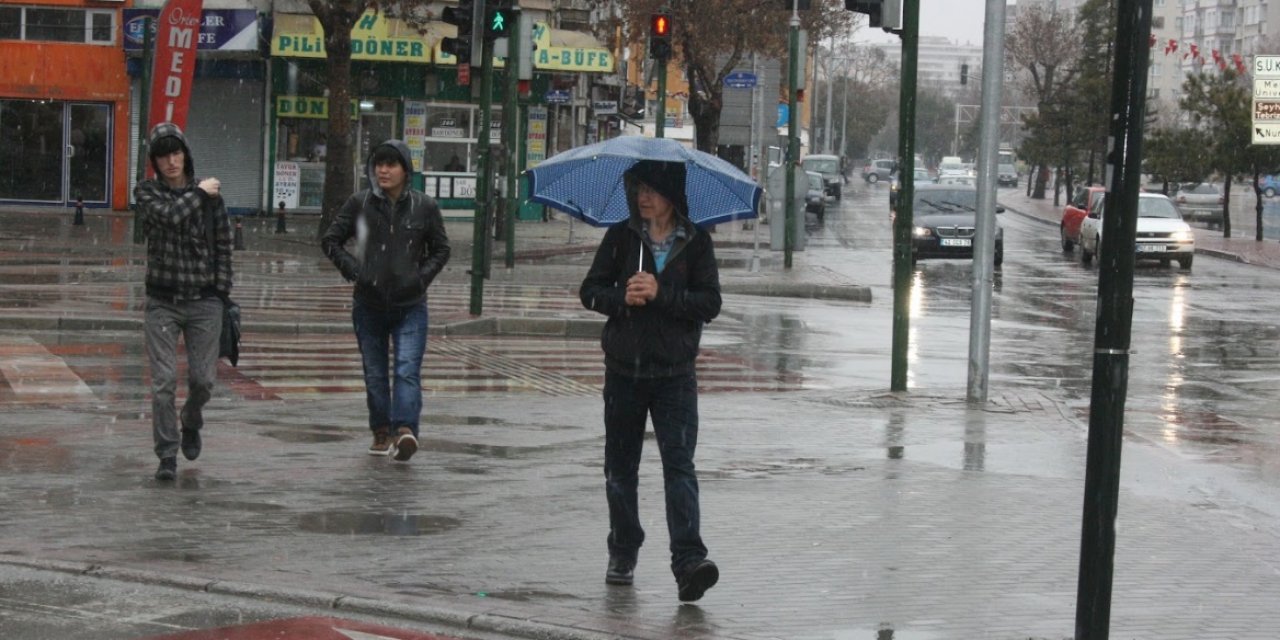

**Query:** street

left=1, top=192, right=1278, bottom=639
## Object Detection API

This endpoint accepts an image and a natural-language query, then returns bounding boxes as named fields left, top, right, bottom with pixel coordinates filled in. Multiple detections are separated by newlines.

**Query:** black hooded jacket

left=579, top=172, right=721, bottom=378
left=321, top=140, right=451, bottom=310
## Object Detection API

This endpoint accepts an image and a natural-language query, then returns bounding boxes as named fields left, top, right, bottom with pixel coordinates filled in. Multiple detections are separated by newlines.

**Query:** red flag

left=1189, top=44, right=1200, bottom=61
left=1165, top=39, right=1177, bottom=55
left=1149, top=34, right=1157, bottom=48
left=146, top=0, right=204, bottom=140
left=1212, top=49, right=1222, bottom=64
left=1233, top=53, right=1246, bottom=74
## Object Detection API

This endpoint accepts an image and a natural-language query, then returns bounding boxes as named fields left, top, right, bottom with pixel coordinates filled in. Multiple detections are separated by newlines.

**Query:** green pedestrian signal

left=485, top=8, right=514, bottom=39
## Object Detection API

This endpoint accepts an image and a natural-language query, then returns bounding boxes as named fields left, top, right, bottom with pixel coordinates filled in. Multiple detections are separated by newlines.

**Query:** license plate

left=940, top=238, right=972, bottom=247
left=1136, top=244, right=1164, bottom=253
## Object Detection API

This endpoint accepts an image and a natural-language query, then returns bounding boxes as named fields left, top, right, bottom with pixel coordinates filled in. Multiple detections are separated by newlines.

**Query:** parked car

left=861, top=158, right=895, bottom=184
left=1060, top=185, right=1106, bottom=252
left=936, top=175, right=976, bottom=187
left=804, top=154, right=844, bottom=200
left=997, top=163, right=1019, bottom=187
left=937, top=157, right=968, bottom=179
left=910, top=183, right=1004, bottom=266
left=1261, top=174, right=1280, bottom=198
left=1175, top=182, right=1224, bottom=229
left=1078, top=192, right=1194, bottom=270
left=890, top=167, right=932, bottom=209
left=805, top=170, right=826, bottom=223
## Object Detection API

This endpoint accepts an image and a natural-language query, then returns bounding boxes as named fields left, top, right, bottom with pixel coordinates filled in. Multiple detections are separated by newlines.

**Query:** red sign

left=147, top=0, right=204, bottom=136
left=139, top=616, right=464, bottom=639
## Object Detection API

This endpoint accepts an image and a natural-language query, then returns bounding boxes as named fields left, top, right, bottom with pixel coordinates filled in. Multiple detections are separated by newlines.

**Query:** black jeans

left=603, top=370, right=707, bottom=577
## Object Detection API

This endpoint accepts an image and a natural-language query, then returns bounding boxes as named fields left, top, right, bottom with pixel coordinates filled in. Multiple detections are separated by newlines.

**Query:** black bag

left=220, top=298, right=240, bottom=366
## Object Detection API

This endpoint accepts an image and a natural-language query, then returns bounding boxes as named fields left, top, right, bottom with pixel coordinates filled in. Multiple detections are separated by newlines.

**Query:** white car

left=1079, top=192, right=1194, bottom=270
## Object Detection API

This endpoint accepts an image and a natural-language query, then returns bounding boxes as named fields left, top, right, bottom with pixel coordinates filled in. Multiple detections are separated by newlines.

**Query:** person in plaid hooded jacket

left=133, top=122, right=232, bottom=482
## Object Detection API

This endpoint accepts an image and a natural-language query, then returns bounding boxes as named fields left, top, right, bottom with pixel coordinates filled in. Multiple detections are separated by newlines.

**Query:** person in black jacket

left=134, top=122, right=232, bottom=482
left=321, top=141, right=450, bottom=463
left=579, top=160, right=721, bottom=602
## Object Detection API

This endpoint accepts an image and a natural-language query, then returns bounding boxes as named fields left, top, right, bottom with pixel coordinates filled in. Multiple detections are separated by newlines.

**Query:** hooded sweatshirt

left=579, top=164, right=721, bottom=378
left=321, top=140, right=451, bottom=310
left=133, top=122, right=233, bottom=302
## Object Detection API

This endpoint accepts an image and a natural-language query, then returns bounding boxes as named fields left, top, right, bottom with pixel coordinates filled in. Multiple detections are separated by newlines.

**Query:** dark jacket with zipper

left=321, top=140, right=450, bottom=310
left=580, top=210, right=721, bottom=379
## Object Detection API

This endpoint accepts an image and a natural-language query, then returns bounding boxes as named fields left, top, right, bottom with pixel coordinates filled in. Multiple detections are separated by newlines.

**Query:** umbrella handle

left=638, top=243, right=644, bottom=273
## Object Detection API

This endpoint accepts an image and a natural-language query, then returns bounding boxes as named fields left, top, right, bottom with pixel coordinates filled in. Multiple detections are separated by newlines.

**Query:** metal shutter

left=185, top=78, right=265, bottom=214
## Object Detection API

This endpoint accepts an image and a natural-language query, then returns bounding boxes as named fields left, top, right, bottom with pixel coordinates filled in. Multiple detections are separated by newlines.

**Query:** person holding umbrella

left=579, top=159, right=721, bottom=602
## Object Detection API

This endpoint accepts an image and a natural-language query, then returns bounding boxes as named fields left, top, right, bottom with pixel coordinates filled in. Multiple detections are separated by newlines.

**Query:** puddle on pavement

left=442, top=465, right=489, bottom=475
left=297, top=511, right=461, bottom=536
left=471, top=588, right=577, bottom=602
left=260, top=429, right=352, bottom=444
left=421, top=438, right=534, bottom=458
left=426, top=415, right=507, bottom=426
left=0, top=436, right=74, bottom=473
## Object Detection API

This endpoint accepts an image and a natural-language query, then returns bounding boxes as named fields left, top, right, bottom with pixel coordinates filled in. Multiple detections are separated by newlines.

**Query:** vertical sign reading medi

left=147, top=0, right=204, bottom=136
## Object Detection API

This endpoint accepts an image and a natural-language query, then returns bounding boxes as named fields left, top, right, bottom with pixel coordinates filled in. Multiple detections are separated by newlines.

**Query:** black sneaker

left=180, top=428, right=202, bottom=461
left=677, top=559, right=719, bottom=602
left=605, top=556, right=635, bottom=586
left=155, top=457, right=177, bottom=482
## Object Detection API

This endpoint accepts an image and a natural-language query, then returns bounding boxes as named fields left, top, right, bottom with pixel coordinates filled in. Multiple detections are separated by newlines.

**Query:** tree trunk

left=687, top=85, right=722, bottom=153
left=1222, top=174, right=1233, bottom=238
left=1032, top=164, right=1048, bottom=199
left=317, top=55, right=354, bottom=240
left=1255, top=169, right=1265, bottom=241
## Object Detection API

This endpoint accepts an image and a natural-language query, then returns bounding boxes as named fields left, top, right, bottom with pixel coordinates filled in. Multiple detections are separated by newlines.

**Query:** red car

left=1061, top=185, right=1105, bottom=252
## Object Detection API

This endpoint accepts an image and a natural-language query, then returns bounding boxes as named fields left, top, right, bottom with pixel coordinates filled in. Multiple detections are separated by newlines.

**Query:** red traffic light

left=650, top=13, right=671, bottom=37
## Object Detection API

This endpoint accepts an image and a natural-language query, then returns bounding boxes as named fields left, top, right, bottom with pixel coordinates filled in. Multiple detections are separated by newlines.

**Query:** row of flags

left=1149, top=35, right=1248, bottom=74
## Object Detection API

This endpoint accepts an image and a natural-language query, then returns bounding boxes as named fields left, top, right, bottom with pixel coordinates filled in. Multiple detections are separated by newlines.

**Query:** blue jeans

left=352, top=299, right=428, bottom=435
left=602, top=370, right=707, bottom=577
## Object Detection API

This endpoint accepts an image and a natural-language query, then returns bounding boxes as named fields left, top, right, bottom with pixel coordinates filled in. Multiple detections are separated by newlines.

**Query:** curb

left=0, top=314, right=605, bottom=338
left=0, top=557, right=616, bottom=640
left=722, top=281, right=872, bottom=302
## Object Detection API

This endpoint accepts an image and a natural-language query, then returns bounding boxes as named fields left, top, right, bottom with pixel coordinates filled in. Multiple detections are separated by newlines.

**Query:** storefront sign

left=404, top=101, right=427, bottom=171
left=526, top=106, right=547, bottom=168
left=430, top=126, right=466, bottom=138
left=124, top=9, right=257, bottom=51
left=272, top=10, right=430, bottom=64
left=545, top=90, right=571, bottom=104
left=146, top=0, right=204, bottom=153
left=276, top=96, right=359, bottom=120
left=592, top=101, right=617, bottom=116
left=531, top=22, right=613, bottom=72
left=273, top=161, right=300, bottom=209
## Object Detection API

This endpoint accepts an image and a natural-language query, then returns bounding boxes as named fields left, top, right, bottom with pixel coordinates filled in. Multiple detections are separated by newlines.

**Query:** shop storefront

left=124, top=7, right=265, bottom=215
left=0, top=3, right=131, bottom=209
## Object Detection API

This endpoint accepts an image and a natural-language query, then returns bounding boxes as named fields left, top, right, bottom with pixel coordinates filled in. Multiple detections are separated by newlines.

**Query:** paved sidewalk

left=2, top=205, right=1279, bottom=639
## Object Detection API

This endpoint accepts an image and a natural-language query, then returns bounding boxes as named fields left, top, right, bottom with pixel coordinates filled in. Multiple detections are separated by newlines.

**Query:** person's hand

left=199, top=178, right=221, bottom=197
left=625, top=272, right=659, bottom=306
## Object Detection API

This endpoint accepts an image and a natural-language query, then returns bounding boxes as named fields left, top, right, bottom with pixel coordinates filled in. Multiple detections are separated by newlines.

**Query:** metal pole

left=840, top=60, right=849, bottom=160
left=785, top=2, right=800, bottom=269
left=656, top=55, right=667, bottom=138
left=823, top=37, right=834, bottom=154
left=890, top=0, right=919, bottom=391
left=504, top=19, right=521, bottom=269
left=810, top=29, right=820, bottom=154
left=1074, top=1, right=1153, bottom=637
left=132, top=16, right=154, bottom=245
left=469, top=33, right=495, bottom=316
left=751, top=52, right=761, bottom=273
left=966, top=0, right=1007, bottom=404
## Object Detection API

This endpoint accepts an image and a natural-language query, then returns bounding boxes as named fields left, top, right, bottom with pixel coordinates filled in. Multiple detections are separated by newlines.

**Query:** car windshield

left=998, top=164, right=1016, bottom=173
left=804, top=159, right=838, bottom=173
left=1139, top=197, right=1182, bottom=218
left=1185, top=184, right=1218, bottom=194
left=915, top=189, right=977, bottom=213
left=808, top=174, right=823, bottom=190
left=939, top=163, right=964, bottom=172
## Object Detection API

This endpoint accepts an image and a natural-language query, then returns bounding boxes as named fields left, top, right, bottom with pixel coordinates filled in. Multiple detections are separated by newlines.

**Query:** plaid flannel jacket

left=134, top=179, right=233, bottom=302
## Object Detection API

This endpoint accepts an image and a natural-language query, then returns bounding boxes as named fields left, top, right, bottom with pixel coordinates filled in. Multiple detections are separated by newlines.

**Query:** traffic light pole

left=890, top=0, right=919, bottom=391
left=655, top=58, right=667, bottom=138
left=785, top=6, right=799, bottom=269
left=1074, top=1, right=1154, bottom=637
left=132, top=16, right=154, bottom=245
left=504, top=14, right=521, bottom=269
left=470, top=32, right=495, bottom=316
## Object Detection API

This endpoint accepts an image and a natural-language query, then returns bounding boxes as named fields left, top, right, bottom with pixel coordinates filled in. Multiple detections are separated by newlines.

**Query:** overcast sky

left=854, top=1, right=996, bottom=47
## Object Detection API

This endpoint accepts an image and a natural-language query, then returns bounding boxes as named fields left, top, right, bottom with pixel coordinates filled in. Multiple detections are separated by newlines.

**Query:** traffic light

left=485, top=1, right=515, bottom=40
left=845, top=0, right=902, bottom=31
left=441, top=0, right=476, bottom=64
left=960, top=63, right=969, bottom=85
left=648, top=13, right=672, bottom=60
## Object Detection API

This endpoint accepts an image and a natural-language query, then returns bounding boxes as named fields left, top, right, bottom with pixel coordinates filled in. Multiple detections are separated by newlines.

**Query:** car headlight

left=1171, top=230, right=1194, bottom=242
left=913, top=226, right=932, bottom=237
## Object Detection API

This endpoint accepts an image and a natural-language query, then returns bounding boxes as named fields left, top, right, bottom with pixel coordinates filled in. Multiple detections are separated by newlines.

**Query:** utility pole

left=469, top=2, right=496, bottom=316
left=785, top=0, right=801, bottom=268
left=132, top=16, right=154, bottom=245
left=966, top=0, right=1007, bottom=404
left=890, top=0, right=918, bottom=391
left=650, top=12, right=672, bottom=138
left=503, top=9, right=522, bottom=269
left=1075, top=1, right=1154, bottom=637
left=823, top=37, right=834, bottom=154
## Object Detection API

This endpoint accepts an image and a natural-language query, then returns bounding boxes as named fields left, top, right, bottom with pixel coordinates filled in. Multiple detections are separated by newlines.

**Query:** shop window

left=26, top=8, right=85, bottom=43
left=90, top=12, right=113, bottom=44
left=0, top=8, right=20, bottom=40
left=0, top=6, right=115, bottom=45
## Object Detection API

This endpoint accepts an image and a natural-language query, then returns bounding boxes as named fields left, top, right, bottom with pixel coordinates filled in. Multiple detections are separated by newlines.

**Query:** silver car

left=1175, top=183, right=1224, bottom=229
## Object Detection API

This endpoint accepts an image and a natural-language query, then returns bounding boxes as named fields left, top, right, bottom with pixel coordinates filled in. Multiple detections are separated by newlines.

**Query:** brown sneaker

left=391, top=426, right=418, bottom=462
left=368, top=427, right=392, bottom=456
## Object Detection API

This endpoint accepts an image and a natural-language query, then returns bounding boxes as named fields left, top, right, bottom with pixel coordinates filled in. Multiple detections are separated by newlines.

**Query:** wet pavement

left=2, top=198, right=1280, bottom=640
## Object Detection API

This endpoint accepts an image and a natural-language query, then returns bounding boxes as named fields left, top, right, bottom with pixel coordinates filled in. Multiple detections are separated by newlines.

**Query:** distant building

left=867, top=36, right=983, bottom=97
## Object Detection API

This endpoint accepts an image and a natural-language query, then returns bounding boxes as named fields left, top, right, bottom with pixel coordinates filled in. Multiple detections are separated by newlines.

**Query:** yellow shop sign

left=532, top=22, right=613, bottom=72
left=272, top=10, right=431, bottom=63
left=276, top=96, right=358, bottom=120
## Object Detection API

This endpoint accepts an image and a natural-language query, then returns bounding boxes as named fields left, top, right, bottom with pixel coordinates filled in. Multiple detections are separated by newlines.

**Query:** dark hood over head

left=147, top=122, right=195, bottom=180
left=625, top=159, right=688, bottom=220
left=366, top=139, right=415, bottom=199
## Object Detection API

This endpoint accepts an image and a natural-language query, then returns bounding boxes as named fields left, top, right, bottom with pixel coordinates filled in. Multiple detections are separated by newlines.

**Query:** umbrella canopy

left=525, top=136, right=762, bottom=227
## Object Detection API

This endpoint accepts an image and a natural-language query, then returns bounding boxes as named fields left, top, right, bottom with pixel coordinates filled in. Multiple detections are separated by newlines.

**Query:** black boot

left=155, top=457, right=177, bottom=481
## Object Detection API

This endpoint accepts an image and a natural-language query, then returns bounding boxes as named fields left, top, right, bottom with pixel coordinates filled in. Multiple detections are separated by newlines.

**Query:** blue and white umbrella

left=525, top=136, right=762, bottom=227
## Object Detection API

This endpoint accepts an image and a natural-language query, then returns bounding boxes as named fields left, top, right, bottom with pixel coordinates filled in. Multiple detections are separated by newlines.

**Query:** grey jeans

left=145, top=296, right=222, bottom=459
